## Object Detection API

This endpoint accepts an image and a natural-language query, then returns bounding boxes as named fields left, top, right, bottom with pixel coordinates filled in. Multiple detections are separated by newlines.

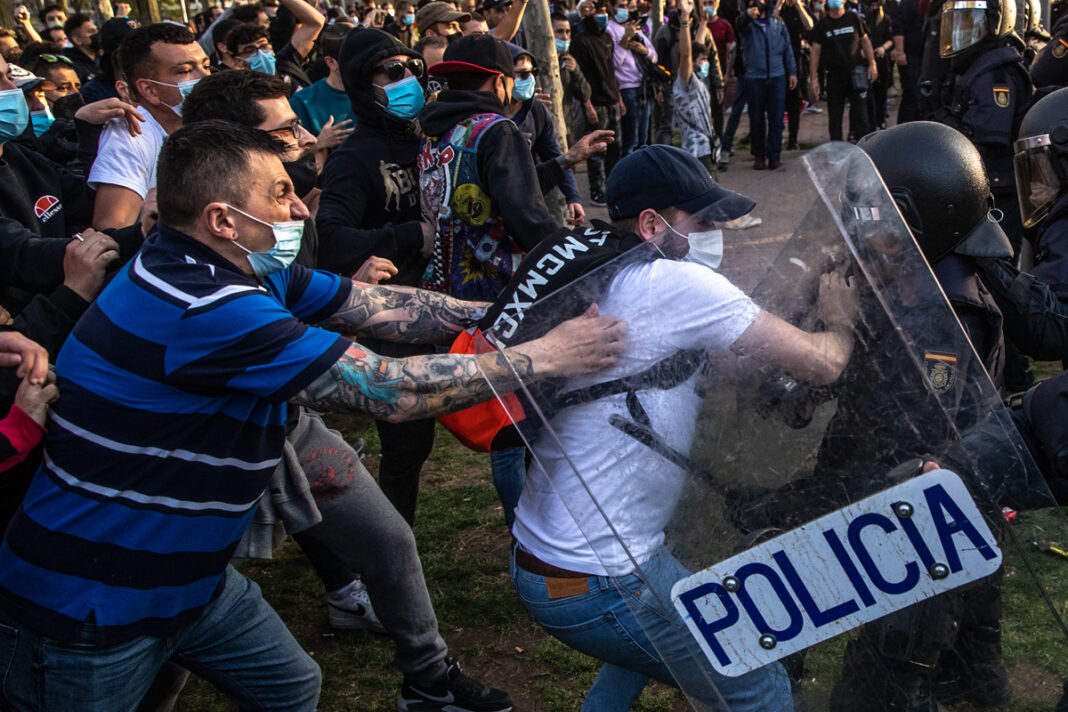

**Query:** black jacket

left=419, top=89, right=556, bottom=252
left=571, top=16, right=621, bottom=106
left=316, top=28, right=427, bottom=284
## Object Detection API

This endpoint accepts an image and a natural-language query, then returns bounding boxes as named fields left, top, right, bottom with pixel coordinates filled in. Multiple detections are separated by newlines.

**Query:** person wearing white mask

left=88, top=23, right=210, bottom=230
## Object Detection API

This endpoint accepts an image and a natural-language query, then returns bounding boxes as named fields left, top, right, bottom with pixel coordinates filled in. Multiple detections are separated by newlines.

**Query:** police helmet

left=860, top=122, right=1013, bottom=262
left=1015, top=88, right=1068, bottom=227
left=940, top=0, right=1017, bottom=57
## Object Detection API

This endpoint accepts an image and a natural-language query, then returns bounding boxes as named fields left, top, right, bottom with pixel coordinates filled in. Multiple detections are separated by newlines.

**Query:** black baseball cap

left=606, top=145, right=756, bottom=220
left=428, top=33, right=515, bottom=77
left=101, top=17, right=138, bottom=53
left=482, top=0, right=513, bottom=10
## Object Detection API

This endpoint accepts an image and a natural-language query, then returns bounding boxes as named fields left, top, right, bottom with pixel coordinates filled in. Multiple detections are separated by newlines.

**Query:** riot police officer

left=930, top=0, right=1033, bottom=255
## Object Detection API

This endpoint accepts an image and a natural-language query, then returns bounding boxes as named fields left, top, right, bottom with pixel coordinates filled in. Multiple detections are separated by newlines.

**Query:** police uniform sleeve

left=977, top=257, right=1068, bottom=361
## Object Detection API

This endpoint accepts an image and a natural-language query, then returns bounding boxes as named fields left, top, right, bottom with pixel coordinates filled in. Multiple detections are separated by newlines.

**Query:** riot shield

left=478, top=142, right=1068, bottom=711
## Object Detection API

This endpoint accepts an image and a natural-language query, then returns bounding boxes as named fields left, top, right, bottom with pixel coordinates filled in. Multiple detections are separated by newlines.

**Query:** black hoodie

left=419, top=89, right=556, bottom=254
left=316, top=29, right=428, bottom=284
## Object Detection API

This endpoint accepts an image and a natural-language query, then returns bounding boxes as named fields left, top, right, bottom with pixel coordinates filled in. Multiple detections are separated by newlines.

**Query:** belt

left=514, top=547, right=590, bottom=579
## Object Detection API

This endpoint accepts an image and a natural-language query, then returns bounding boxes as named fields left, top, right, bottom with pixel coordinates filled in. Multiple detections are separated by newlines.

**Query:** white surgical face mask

left=657, top=211, right=724, bottom=269
left=225, top=204, right=304, bottom=278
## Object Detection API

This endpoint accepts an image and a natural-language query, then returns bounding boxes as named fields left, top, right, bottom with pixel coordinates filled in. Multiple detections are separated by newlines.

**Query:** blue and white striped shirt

left=0, top=225, right=351, bottom=644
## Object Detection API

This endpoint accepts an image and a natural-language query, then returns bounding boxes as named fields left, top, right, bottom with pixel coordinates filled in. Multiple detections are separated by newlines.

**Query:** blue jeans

left=511, top=547, right=793, bottom=711
left=620, top=87, right=649, bottom=156
left=721, top=78, right=748, bottom=157
left=745, top=75, right=787, bottom=161
left=0, top=566, right=320, bottom=711
left=491, top=447, right=526, bottom=527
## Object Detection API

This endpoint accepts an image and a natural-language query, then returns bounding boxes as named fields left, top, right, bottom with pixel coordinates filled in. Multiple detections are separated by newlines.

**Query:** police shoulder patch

left=1053, top=38, right=1068, bottom=58
left=993, top=86, right=1011, bottom=108
left=925, top=351, right=958, bottom=394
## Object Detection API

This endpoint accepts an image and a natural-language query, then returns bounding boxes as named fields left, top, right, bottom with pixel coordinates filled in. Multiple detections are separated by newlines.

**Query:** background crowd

left=2, top=0, right=1068, bottom=708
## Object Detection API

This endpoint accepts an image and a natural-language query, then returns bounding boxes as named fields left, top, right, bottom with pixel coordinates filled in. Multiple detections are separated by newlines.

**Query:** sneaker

left=768, top=159, right=782, bottom=169
left=717, top=160, right=729, bottom=172
left=589, top=190, right=606, bottom=207
left=803, top=104, right=823, bottom=115
left=725, top=214, right=762, bottom=230
left=399, top=658, right=513, bottom=712
left=327, top=579, right=386, bottom=633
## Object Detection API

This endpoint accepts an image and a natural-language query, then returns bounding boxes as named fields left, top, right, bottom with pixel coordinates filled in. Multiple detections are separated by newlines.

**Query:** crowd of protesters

left=0, top=0, right=1068, bottom=709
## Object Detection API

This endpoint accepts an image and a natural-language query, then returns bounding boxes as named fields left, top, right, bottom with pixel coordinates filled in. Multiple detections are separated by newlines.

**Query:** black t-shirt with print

left=811, top=11, right=868, bottom=76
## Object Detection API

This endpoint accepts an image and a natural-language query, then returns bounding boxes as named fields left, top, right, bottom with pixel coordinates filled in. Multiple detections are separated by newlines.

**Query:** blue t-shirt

left=0, top=225, right=351, bottom=645
left=289, top=77, right=356, bottom=136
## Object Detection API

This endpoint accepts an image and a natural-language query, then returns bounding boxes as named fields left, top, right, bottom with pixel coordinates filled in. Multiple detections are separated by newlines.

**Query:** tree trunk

left=131, top=0, right=160, bottom=24
left=651, top=0, right=663, bottom=37
left=0, top=5, right=14, bottom=32
left=95, top=0, right=114, bottom=21
left=522, top=0, right=570, bottom=226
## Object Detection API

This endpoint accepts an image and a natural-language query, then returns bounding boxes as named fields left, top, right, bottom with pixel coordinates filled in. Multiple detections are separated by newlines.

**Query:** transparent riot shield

left=478, top=142, right=1068, bottom=711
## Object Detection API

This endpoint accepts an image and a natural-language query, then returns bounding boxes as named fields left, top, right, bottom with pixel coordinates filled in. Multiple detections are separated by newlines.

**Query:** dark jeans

left=721, top=77, right=748, bottom=156
left=620, top=87, right=649, bottom=155
left=710, top=85, right=725, bottom=145
left=587, top=102, right=623, bottom=194
left=745, top=75, right=787, bottom=161
left=872, top=58, right=891, bottom=127
left=785, top=79, right=803, bottom=147
left=896, top=58, right=922, bottom=124
left=826, top=72, right=872, bottom=142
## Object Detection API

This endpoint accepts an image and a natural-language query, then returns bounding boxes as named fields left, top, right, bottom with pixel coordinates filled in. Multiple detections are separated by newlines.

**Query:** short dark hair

left=412, top=34, right=447, bottom=55
left=38, top=4, right=63, bottom=25
left=469, top=11, right=487, bottom=21
left=120, top=23, right=198, bottom=100
left=445, top=70, right=495, bottom=91
left=232, top=3, right=267, bottom=22
left=692, top=42, right=709, bottom=60
left=183, top=70, right=288, bottom=127
left=211, top=18, right=242, bottom=49
left=43, top=27, right=67, bottom=43
left=63, top=13, right=93, bottom=38
left=226, top=23, right=270, bottom=55
left=157, top=120, right=287, bottom=230
left=550, top=12, right=570, bottom=23
left=19, top=41, right=65, bottom=68
left=319, top=23, right=353, bottom=59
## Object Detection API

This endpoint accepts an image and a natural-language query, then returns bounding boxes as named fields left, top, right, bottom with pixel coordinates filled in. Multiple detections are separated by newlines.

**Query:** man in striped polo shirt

left=0, top=120, right=625, bottom=712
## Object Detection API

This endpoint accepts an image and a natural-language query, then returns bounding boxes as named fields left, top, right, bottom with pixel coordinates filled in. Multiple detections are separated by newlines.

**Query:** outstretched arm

left=317, top=282, right=489, bottom=344
left=296, top=306, right=628, bottom=422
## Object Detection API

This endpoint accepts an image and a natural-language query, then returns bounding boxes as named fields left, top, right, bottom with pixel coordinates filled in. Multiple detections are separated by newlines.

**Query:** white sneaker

left=725, top=214, right=763, bottom=230
left=327, top=580, right=387, bottom=633
left=802, top=104, right=823, bottom=115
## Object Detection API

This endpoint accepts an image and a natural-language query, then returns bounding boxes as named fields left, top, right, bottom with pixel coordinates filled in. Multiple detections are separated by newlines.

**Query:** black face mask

left=284, top=156, right=319, bottom=198
left=88, top=33, right=101, bottom=51
left=447, top=31, right=463, bottom=43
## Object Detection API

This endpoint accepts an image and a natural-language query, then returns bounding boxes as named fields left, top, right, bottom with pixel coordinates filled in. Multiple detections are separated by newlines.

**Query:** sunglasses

left=267, top=118, right=304, bottom=140
left=515, top=68, right=539, bottom=80
left=39, top=54, right=74, bottom=65
left=374, top=58, right=425, bottom=82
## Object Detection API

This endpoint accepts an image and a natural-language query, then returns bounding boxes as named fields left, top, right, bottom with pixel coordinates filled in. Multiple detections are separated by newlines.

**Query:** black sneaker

left=399, top=658, right=513, bottom=712
left=589, top=190, right=606, bottom=207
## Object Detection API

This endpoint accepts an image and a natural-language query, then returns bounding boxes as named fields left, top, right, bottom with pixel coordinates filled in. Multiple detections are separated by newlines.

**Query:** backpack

left=439, top=222, right=702, bottom=452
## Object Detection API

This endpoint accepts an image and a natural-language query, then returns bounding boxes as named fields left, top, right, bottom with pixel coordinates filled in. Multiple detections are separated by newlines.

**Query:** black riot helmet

left=940, top=0, right=1016, bottom=57
left=1014, top=87, right=1068, bottom=228
left=860, top=122, right=1013, bottom=263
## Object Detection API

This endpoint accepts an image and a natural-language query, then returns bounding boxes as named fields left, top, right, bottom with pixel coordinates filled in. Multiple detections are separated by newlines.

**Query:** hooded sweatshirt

left=315, top=28, right=428, bottom=284
left=419, top=89, right=557, bottom=254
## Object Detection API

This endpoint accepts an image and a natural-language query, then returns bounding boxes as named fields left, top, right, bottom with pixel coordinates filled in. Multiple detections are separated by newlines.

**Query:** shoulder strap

left=555, top=349, right=706, bottom=410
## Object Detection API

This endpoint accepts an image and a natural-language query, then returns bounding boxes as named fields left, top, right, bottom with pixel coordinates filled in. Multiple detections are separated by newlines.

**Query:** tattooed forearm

left=318, top=283, right=489, bottom=344
left=292, top=342, right=534, bottom=422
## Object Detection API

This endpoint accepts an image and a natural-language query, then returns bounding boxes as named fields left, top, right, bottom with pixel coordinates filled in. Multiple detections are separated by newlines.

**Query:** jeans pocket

left=0, top=621, right=17, bottom=695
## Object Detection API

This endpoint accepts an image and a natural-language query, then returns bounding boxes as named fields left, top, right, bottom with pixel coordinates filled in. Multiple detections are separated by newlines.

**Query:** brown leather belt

left=514, top=547, right=590, bottom=579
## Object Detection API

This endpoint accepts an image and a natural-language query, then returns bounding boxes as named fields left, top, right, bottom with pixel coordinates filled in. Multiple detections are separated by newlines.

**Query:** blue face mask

left=247, top=48, right=277, bottom=75
left=555, top=37, right=570, bottom=52
left=827, top=0, right=843, bottom=8
left=696, top=60, right=709, bottom=78
left=614, top=7, right=630, bottom=22
left=227, top=204, right=305, bottom=278
left=512, top=75, right=537, bottom=101
left=704, top=4, right=717, bottom=16
left=31, top=106, right=54, bottom=136
left=378, top=75, right=425, bottom=120
left=148, top=77, right=201, bottom=117
left=595, top=13, right=609, bottom=28
left=403, top=12, right=415, bottom=24
left=0, top=89, right=29, bottom=143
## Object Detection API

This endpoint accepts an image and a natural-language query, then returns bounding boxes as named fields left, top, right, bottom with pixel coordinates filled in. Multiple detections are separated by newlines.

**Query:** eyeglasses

left=374, top=57, right=425, bottom=82
left=238, top=42, right=271, bottom=58
left=515, top=68, right=539, bottom=80
left=267, top=118, right=304, bottom=140
left=39, top=54, right=74, bottom=65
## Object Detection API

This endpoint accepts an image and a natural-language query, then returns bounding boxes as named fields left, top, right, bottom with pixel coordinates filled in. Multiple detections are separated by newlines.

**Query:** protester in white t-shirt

left=509, top=145, right=858, bottom=712
left=89, top=23, right=210, bottom=230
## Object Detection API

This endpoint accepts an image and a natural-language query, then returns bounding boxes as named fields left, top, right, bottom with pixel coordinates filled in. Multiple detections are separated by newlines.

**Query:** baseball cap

left=428, top=33, right=515, bottom=77
left=415, top=1, right=471, bottom=33
left=482, top=0, right=513, bottom=10
left=100, top=17, right=139, bottom=53
left=9, top=65, right=44, bottom=91
left=606, top=145, right=756, bottom=221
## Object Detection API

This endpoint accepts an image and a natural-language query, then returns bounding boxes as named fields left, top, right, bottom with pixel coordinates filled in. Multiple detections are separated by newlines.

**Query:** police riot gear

left=1014, top=87, right=1068, bottom=227
left=940, top=0, right=1017, bottom=57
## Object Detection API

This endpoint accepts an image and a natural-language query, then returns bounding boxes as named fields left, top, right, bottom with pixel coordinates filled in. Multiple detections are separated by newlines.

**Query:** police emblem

left=924, top=351, right=958, bottom=394
left=1054, top=39, right=1068, bottom=58
left=993, top=86, right=1010, bottom=108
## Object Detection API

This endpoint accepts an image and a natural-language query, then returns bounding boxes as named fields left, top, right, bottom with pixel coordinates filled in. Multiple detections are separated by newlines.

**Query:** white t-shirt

left=87, top=107, right=168, bottom=198
left=512, top=259, right=760, bottom=577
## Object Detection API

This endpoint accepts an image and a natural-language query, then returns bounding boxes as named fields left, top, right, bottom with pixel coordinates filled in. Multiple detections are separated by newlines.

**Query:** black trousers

left=826, top=72, right=872, bottom=142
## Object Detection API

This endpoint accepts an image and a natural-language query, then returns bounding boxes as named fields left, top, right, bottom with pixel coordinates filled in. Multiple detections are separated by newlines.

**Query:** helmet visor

left=940, top=0, right=990, bottom=57
left=1014, top=134, right=1067, bottom=228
